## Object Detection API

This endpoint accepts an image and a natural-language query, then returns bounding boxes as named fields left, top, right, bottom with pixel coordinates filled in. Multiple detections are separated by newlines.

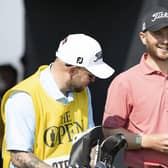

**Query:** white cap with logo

left=56, top=34, right=115, bottom=79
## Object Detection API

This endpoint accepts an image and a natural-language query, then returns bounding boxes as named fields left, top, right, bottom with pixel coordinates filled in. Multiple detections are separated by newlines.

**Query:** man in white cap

left=102, top=6, right=168, bottom=168
left=1, top=33, right=114, bottom=168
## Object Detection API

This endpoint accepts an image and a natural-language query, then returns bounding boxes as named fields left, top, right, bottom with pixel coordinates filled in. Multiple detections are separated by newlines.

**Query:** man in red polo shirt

left=102, top=6, right=168, bottom=168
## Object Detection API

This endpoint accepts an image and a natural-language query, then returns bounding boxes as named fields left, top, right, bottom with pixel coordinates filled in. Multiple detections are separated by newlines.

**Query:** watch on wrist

left=135, top=135, right=142, bottom=146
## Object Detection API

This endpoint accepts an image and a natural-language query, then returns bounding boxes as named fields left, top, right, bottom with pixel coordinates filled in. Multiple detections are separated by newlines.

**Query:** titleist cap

left=142, top=7, right=168, bottom=32
left=56, top=34, right=114, bottom=79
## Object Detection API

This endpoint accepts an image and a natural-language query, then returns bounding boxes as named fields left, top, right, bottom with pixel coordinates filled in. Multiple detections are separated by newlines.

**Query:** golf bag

left=68, top=126, right=127, bottom=168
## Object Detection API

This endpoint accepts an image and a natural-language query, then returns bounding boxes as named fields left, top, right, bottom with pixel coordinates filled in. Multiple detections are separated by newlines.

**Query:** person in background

left=0, top=64, right=18, bottom=168
left=0, top=65, right=18, bottom=101
left=1, top=33, right=114, bottom=168
left=102, top=7, right=168, bottom=168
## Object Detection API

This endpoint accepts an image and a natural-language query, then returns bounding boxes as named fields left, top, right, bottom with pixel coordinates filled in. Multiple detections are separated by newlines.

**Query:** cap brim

left=87, top=63, right=115, bottom=79
left=148, top=21, right=168, bottom=32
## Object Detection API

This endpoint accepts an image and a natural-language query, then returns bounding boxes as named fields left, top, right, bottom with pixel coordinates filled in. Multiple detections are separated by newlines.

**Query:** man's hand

left=142, top=134, right=168, bottom=153
left=10, top=150, right=52, bottom=168
left=90, top=145, right=98, bottom=168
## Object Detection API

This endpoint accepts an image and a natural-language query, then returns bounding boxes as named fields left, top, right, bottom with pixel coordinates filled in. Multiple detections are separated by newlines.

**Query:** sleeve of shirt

left=5, top=91, right=35, bottom=152
left=102, top=75, right=132, bottom=128
left=86, top=87, right=95, bottom=128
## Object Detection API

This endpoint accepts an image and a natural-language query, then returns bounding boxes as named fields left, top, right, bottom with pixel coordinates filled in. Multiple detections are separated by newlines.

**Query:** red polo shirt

left=103, top=53, right=168, bottom=168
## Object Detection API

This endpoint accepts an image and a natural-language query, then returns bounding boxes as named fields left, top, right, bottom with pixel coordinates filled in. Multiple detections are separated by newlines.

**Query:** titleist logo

left=151, top=11, right=168, bottom=22
left=94, top=51, right=102, bottom=62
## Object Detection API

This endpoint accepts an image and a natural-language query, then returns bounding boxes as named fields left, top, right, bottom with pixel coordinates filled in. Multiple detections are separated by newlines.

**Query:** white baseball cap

left=56, top=34, right=115, bottom=79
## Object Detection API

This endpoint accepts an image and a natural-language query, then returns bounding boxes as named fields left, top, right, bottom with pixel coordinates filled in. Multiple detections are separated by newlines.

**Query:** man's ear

left=139, top=31, right=147, bottom=45
left=68, top=66, right=78, bottom=77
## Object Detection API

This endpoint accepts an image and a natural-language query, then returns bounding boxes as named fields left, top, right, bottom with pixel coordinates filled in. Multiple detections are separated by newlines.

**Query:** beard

left=147, top=44, right=168, bottom=62
left=73, top=87, right=84, bottom=92
left=67, top=81, right=85, bottom=93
